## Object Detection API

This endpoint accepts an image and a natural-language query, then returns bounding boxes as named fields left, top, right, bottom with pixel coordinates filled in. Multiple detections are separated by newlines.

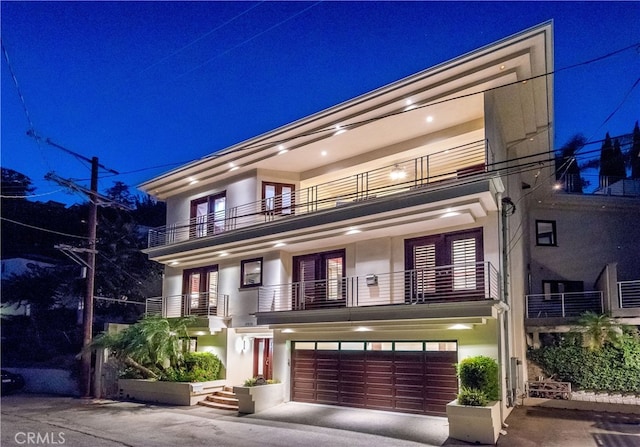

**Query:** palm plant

left=576, top=311, right=622, bottom=351
left=91, top=316, right=195, bottom=379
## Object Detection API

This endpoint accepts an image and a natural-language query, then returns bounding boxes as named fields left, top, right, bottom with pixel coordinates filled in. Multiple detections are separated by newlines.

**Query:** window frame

left=262, top=181, right=295, bottom=215
left=189, top=191, right=226, bottom=238
left=535, top=220, right=557, bottom=246
left=240, top=257, right=263, bottom=288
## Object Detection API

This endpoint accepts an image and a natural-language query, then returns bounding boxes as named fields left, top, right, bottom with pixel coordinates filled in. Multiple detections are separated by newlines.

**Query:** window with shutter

left=452, top=238, right=476, bottom=290
left=414, top=244, right=436, bottom=294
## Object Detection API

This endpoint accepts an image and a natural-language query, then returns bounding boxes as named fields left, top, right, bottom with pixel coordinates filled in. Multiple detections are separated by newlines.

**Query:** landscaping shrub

left=161, top=352, right=222, bottom=382
left=528, top=329, right=640, bottom=394
left=457, top=356, right=499, bottom=403
left=457, top=387, right=489, bottom=406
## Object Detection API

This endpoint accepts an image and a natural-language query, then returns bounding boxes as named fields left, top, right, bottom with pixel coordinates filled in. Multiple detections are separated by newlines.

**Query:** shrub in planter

left=457, top=355, right=499, bottom=404
left=457, top=386, right=489, bottom=407
left=162, top=352, right=222, bottom=382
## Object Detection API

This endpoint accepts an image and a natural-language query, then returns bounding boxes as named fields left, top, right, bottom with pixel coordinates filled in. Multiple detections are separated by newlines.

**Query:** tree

left=105, top=181, right=136, bottom=209
left=90, top=316, right=195, bottom=379
left=576, top=311, right=622, bottom=351
left=556, top=134, right=586, bottom=193
left=1, top=168, right=35, bottom=198
left=599, top=132, right=626, bottom=188
left=631, top=121, right=640, bottom=180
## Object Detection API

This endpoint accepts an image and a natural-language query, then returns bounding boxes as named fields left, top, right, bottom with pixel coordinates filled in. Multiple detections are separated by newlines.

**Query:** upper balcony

left=147, top=140, right=493, bottom=250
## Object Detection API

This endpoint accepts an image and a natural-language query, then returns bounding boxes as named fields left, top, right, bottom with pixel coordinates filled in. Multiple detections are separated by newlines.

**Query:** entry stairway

left=198, top=386, right=238, bottom=411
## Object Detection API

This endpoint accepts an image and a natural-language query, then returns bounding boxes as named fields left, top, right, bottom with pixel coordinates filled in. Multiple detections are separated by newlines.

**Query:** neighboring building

left=525, top=190, right=640, bottom=347
left=139, top=23, right=555, bottom=422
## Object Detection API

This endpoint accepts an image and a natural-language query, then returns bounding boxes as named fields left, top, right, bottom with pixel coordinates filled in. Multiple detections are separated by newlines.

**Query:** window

left=190, top=192, right=226, bottom=238
left=241, top=258, right=263, bottom=288
left=262, top=181, right=295, bottom=215
left=293, top=249, right=346, bottom=309
left=536, top=220, right=557, bottom=246
left=542, top=280, right=583, bottom=299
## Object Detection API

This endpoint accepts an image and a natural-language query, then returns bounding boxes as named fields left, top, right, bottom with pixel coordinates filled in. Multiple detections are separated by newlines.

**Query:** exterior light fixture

left=274, top=242, right=286, bottom=248
left=321, top=150, right=328, bottom=156
left=345, top=227, right=361, bottom=235
left=354, top=326, right=372, bottom=332
left=553, top=183, right=562, bottom=190
left=229, top=166, right=239, bottom=172
left=426, top=116, right=434, bottom=123
left=278, top=145, right=288, bottom=155
left=169, top=261, right=179, bottom=266
left=390, top=164, right=407, bottom=180
left=334, top=125, right=346, bottom=136
left=282, top=328, right=294, bottom=333
left=449, top=324, right=472, bottom=330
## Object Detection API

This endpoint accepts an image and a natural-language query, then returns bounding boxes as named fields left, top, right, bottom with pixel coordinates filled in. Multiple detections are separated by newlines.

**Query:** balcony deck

left=146, top=292, right=229, bottom=319
left=147, top=140, right=491, bottom=249
left=256, top=262, right=501, bottom=325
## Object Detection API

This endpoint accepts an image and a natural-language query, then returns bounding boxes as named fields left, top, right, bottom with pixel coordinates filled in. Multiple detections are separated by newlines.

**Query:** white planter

left=118, top=379, right=227, bottom=406
left=233, top=383, right=284, bottom=414
left=446, top=400, right=501, bottom=445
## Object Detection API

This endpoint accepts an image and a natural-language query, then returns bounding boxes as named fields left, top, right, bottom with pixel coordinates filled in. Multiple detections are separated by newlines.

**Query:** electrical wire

left=0, top=189, right=64, bottom=199
left=0, top=217, right=89, bottom=239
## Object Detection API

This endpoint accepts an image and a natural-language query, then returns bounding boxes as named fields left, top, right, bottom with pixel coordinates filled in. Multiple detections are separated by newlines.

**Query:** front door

left=293, top=249, right=346, bottom=309
left=405, top=228, right=483, bottom=302
left=253, top=338, right=273, bottom=380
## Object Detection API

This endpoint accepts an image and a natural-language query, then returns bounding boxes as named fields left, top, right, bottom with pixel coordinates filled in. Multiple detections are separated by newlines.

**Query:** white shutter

left=414, top=244, right=436, bottom=294
left=452, top=238, right=476, bottom=290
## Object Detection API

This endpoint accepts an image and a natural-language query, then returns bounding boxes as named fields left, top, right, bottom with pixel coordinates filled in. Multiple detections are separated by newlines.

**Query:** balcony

left=145, top=292, right=229, bottom=319
left=256, top=262, right=500, bottom=325
left=148, top=140, right=490, bottom=249
left=525, top=291, right=603, bottom=323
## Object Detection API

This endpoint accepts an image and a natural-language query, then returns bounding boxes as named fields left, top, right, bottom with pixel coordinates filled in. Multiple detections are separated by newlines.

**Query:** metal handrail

left=145, top=292, right=229, bottom=318
left=258, top=261, right=499, bottom=313
left=525, top=291, right=603, bottom=318
left=148, top=140, right=489, bottom=248
left=618, top=280, right=640, bottom=308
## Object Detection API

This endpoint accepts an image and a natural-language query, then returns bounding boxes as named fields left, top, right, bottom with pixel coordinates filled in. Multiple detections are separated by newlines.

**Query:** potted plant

left=234, top=376, right=283, bottom=414
left=446, top=355, right=502, bottom=445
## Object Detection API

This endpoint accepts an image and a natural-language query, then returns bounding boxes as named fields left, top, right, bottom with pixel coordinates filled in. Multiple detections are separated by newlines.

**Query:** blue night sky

left=2, top=1, right=639, bottom=205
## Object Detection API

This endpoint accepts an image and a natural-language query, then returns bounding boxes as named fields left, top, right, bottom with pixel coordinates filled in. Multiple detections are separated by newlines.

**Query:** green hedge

left=161, top=352, right=222, bottom=382
left=528, top=332, right=640, bottom=394
left=457, top=356, right=499, bottom=405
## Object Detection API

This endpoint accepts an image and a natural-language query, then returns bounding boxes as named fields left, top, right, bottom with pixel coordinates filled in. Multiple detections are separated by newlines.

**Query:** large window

left=182, top=265, right=219, bottom=315
left=535, top=220, right=557, bottom=246
left=190, top=192, right=226, bottom=238
left=293, top=249, right=345, bottom=309
left=241, top=258, right=263, bottom=288
left=262, top=181, right=294, bottom=215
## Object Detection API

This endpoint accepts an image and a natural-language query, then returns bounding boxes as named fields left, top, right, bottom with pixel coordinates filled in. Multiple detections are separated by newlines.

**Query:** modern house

left=139, top=23, right=555, bottom=422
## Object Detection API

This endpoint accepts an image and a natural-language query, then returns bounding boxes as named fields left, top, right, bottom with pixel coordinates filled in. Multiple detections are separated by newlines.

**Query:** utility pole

left=30, top=131, right=121, bottom=398
left=80, top=156, right=99, bottom=398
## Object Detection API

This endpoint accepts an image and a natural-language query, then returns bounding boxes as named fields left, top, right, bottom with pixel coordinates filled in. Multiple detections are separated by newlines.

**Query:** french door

left=190, top=192, right=226, bottom=238
left=293, top=249, right=346, bottom=309
left=253, top=338, right=273, bottom=380
left=182, top=266, right=219, bottom=316
left=404, top=228, right=483, bottom=302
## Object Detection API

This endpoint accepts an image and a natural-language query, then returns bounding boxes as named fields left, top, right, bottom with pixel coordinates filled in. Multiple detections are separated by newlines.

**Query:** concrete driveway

left=1, top=394, right=639, bottom=447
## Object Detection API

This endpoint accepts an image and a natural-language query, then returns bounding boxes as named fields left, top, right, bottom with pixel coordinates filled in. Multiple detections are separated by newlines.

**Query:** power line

left=0, top=216, right=89, bottom=239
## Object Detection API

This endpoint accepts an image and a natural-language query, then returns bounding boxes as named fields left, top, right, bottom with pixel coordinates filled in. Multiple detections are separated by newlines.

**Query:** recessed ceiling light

left=218, top=252, right=229, bottom=257
left=334, top=125, right=346, bottom=136
left=282, top=328, right=294, bottom=333
left=500, top=65, right=506, bottom=70
left=169, top=261, right=179, bottom=266
left=354, top=326, right=372, bottom=332
left=345, top=227, right=362, bottom=235
left=188, top=178, right=199, bottom=185
left=449, top=324, right=472, bottom=330
left=274, top=242, right=286, bottom=248
left=321, top=150, right=328, bottom=156
left=426, top=116, right=434, bottom=123
left=440, top=211, right=461, bottom=218
left=228, top=162, right=235, bottom=168
left=229, top=166, right=239, bottom=172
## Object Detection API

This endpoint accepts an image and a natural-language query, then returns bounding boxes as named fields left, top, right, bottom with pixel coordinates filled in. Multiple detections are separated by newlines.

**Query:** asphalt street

left=1, top=394, right=639, bottom=447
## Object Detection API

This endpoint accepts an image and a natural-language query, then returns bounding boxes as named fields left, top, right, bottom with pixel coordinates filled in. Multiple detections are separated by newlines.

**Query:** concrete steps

left=198, top=386, right=238, bottom=411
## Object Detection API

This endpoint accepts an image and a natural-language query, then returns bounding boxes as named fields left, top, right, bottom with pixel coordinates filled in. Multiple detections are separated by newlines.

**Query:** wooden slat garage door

left=291, top=342, right=458, bottom=416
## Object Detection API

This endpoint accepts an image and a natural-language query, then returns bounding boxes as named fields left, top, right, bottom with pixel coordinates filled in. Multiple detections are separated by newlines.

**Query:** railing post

left=525, top=295, right=529, bottom=318
left=561, top=293, right=566, bottom=317
left=618, top=282, right=623, bottom=308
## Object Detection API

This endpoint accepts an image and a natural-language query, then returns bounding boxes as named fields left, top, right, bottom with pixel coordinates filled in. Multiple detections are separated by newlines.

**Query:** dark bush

left=161, top=352, right=222, bottom=382
left=457, top=356, right=499, bottom=403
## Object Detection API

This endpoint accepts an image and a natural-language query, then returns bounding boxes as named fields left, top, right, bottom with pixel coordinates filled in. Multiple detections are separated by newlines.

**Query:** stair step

left=216, top=390, right=237, bottom=398
left=198, top=400, right=238, bottom=410
left=206, top=395, right=239, bottom=405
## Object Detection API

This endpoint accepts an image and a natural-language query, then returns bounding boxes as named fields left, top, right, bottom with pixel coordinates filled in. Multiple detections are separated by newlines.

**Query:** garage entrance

left=291, top=341, right=458, bottom=416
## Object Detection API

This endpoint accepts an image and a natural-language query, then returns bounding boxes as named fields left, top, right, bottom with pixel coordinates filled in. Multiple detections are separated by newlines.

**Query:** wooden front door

left=253, top=338, right=273, bottom=380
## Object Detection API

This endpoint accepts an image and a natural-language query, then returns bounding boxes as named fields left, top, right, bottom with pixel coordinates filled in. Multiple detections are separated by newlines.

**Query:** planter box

left=118, top=379, right=226, bottom=406
left=446, top=400, right=501, bottom=445
left=233, top=383, right=284, bottom=414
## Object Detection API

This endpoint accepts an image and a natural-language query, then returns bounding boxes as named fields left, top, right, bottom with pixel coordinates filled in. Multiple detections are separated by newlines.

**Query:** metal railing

left=525, top=291, right=603, bottom=319
left=148, top=140, right=489, bottom=248
left=619, top=280, right=640, bottom=308
left=527, top=380, right=571, bottom=399
left=145, top=292, right=229, bottom=318
left=258, top=261, right=499, bottom=313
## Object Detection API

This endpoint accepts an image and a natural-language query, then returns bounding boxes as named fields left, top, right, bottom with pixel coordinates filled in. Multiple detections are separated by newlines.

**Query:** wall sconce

left=242, top=336, right=251, bottom=353
left=390, top=165, right=407, bottom=180
left=366, top=274, right=378, bottom=286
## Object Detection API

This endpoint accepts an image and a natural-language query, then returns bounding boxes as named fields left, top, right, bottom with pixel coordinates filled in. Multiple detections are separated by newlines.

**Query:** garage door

left=291, top=341, right=458, bottom=416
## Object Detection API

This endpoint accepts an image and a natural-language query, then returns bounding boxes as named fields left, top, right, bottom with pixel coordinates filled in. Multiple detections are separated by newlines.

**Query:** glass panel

left=293, top=342, right=316, bottom=350
left=326, top=256, right=343, bottom=300
left=281, top=186, right=292, bottom=214
left=196, top=203, right=208, bottom=237
left=265, top=185, right=275, bottom=211
left=536, top=221, right=556, bottom=245
left=207, top=270, right=218, bottom=307
left=425, top=341, right=457, bottom=351
left=366, top=342, right=393, bottom=351
left=317, top=342, right=339, bottom=350
left=190, top=273, right=200, bottom=308
left=341, top=342, right=365, bottom=351
left=395, top=342, right=423, bottom=351
left=242, top=259, right=262, bottom=287
left=213, top=196, right=226, bottom=233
